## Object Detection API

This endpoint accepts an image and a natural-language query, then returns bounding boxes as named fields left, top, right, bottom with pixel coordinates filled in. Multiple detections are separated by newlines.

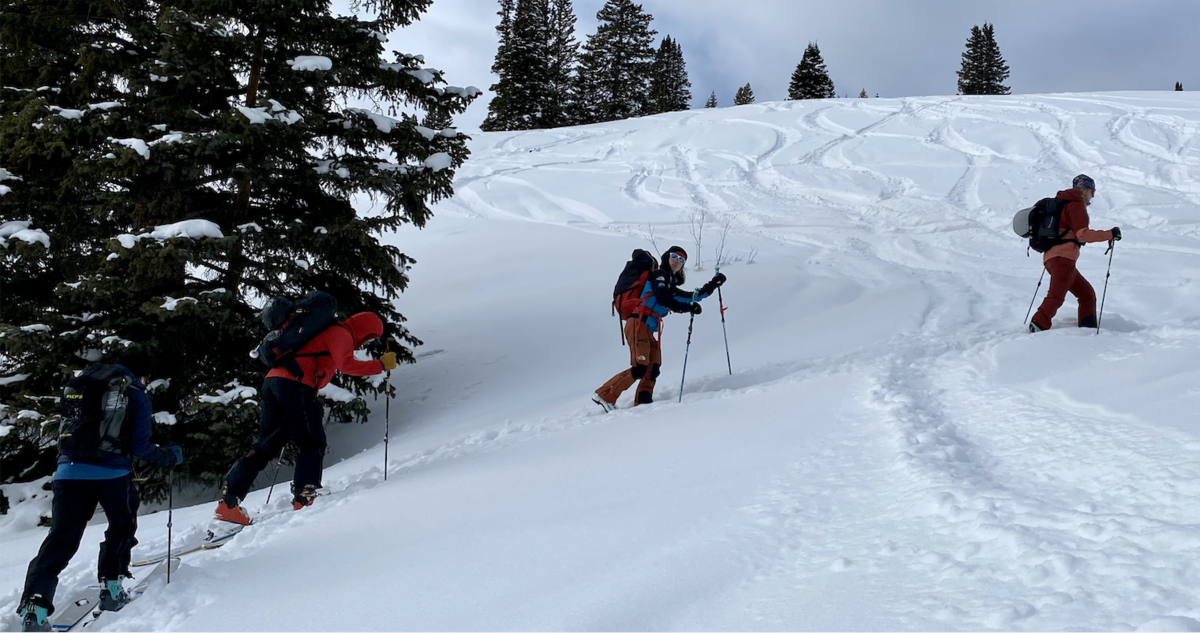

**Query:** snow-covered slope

left=3, top=92, right=1199, bottom=631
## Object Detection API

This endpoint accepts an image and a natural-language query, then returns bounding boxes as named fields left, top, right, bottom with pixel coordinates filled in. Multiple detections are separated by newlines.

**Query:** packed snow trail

left=1, top=92, right=1199, bottom=631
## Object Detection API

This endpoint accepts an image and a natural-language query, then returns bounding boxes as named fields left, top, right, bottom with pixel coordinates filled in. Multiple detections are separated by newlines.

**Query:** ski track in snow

left=3, top=93, right=1200, bottom=632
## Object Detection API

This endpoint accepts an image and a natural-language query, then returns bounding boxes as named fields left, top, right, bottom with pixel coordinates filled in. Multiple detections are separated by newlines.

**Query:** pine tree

left=544, top=0, right=580, bottom=127
left=482, top=0, right=517, bottom=131
left=734, top=83, right=755, bottom=105
left=858, top=88, right=868, bottom=98
left=0, top=0, right=479, bottom=496
left=1176, top=82, right=1184, bottom=91
left=483, top=0, right=552, bottom=131
left=704, top=91, right=718, bottom=108
left=787, top=42, right=835, bottom=100
left=957, top=22, right=1010, bottom=95
left=573, top=0, right=657, bottom=124
left=648, top=35, right=691, bottom=114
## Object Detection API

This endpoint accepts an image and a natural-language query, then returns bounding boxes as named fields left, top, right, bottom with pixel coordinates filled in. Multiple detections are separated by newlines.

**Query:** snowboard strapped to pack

left=58, top=365, right=133, bottom=462
left=1013, top=197, right=1082, bottom=253
left=255, top=291, right=338, bottom=379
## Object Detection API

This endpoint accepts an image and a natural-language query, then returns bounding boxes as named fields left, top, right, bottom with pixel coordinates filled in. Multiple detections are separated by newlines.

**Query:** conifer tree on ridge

left=573, top=0, right=657, bottom=124
left=648, top=35, right=692, bottom=115
left=956, top=22, right=1010, bottom=95
left=734, top=83, right=755, bottom=105
left=544, top=0, right=580, bottom=127
left=704, top=91, right=718, bottom=108
left=788, top=42, right=836, bottom=100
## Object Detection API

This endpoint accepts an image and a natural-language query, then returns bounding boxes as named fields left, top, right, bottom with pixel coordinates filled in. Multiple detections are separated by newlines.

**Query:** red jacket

left=1042, top=189, right=1114, bottom=263
left=267, top=312, right=385, bottom=389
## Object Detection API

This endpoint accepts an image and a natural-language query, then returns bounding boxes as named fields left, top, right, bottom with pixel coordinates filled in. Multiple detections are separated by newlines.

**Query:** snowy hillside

left=3, top=92, right=1200, bottom=631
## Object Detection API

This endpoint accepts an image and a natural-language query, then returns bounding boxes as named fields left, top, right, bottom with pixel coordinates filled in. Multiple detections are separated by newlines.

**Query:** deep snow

left=2, top=92, right=1199, bottom=631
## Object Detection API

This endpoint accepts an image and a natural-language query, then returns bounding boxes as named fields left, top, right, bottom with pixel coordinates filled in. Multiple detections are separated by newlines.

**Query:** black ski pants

left=20, top=475, right=139, bottom=615
left=224, top=377, right=326, bottom=503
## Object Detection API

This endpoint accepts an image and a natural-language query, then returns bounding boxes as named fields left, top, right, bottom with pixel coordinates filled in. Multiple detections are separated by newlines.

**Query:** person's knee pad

left=650, top=364, right=661, bottom=380
left=630, top=364, right=648, bottom=380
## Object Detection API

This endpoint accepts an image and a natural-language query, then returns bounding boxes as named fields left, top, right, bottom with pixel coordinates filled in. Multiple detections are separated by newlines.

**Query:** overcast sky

left=376, top=0, right=1200, bottom=131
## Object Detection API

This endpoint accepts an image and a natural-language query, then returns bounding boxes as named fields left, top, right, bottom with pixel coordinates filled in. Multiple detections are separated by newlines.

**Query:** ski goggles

left=669, top=253, right=686, bottom=264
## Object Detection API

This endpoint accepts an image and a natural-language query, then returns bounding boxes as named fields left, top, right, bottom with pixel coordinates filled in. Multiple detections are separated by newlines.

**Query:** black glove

left=688, top=303, right=702, bottom=315
left=1110, top=227, right=1121, bottom=241
left=699, top=273, right=727, bottom=297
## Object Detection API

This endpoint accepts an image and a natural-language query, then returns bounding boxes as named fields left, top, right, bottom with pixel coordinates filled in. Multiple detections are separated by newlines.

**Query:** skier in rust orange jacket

left=1030, top=174, right=1122, bottom=331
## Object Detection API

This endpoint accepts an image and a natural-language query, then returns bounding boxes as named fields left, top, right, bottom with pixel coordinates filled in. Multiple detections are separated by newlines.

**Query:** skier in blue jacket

left=17, top=352, right=182, bottom=632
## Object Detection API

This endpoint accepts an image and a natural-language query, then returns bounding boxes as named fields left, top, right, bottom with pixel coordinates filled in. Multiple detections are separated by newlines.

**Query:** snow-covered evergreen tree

left=482, top=0, right=552, bottom=131
left=1175, top=82, right=1183, bottom=91
left=0, top=0, right=479, bottom=495
left=704, top=91, right=718, bottom=108
left=647, top=35, right=691, bottom=115
left=788, top=42, right=835, bottom=100
left=573, top=0, right=657, bottom=124
left=956, top=23, right=1010, bottom=95
left=482, top=0, right=517, bottom=131
left=734, top=83, right=755, bottom=105
left=484, top=0, right=576, bottom=130
left=858, top=88, right=868, bottom=98
left=544, top=0, right=579, bottom=128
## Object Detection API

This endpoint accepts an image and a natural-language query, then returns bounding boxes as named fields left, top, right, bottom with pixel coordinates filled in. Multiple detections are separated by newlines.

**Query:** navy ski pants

left=20, top=475, right=139, bottom=615
left=224, top=377, right=326, bottom=503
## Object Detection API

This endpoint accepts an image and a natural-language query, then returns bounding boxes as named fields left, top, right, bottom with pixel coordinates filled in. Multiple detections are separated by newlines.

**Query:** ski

left=50, top=558, right=180, bottom=632
left=130, top=488, right=334, bottom=567
left=130, top=523, right=245, bottom=568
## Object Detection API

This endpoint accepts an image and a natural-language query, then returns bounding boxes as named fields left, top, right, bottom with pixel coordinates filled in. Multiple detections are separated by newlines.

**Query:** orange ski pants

left=595, top=318, right=661, bottom=405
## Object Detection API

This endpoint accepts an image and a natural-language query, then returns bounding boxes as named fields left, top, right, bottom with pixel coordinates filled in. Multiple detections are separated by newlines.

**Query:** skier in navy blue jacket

left=594, top=246, right=726, bottom=409
left=17, top=352, right=182, bottom=632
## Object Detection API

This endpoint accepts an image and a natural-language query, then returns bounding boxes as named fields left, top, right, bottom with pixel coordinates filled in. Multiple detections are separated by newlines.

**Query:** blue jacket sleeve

left=127, top=387, right=175, bottom=468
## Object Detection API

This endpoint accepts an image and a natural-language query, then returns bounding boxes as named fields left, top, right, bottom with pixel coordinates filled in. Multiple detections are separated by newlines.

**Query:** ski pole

left=264, top=445, right=286, bottom=506
left=715, top=268, right=731, bottom=375
left=384, top=341, right=391, bottom=481
left=1024, top=267, right=1046, bottom=325
left=1097, top=240, right=1116, bottom=334
left=167, top=469, right=173, bottom=584
left=679, top=290, right=699, bottom=403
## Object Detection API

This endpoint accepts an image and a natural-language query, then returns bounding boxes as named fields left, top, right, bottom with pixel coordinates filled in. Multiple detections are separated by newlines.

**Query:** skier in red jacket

left=215, top=312, right=397, bottom=524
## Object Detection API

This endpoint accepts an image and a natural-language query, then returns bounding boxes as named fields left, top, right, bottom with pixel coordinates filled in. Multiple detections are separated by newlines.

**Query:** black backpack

left=612, top=249, right=658, bottom=318
left=1017, top=198, right=1079, bottom=253
left=58, top=365, right=133, bottom=462
left=256, top=291, right=338, bottom=379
